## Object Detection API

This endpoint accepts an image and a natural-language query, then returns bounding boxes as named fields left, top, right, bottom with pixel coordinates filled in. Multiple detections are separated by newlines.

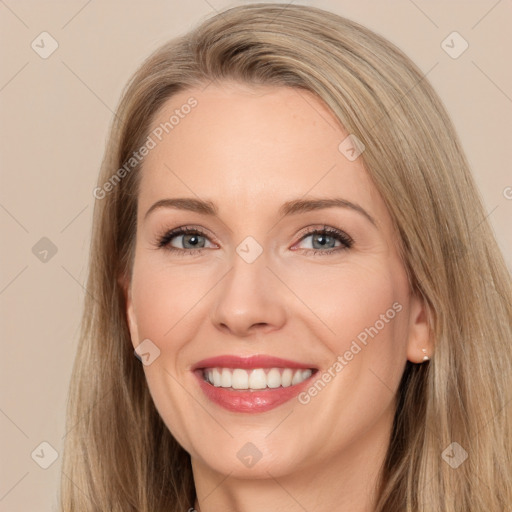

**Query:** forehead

left=138, top=83, right=386, bottom=223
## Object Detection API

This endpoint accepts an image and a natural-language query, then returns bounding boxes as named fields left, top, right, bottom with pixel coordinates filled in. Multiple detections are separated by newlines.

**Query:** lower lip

left=194, top=370, right=315, bottom=413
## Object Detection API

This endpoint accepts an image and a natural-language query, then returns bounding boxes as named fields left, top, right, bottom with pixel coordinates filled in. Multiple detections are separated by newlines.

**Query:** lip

left=192, top=354, right=318, bottom=413
left=192, top=354, right=317, bottom=371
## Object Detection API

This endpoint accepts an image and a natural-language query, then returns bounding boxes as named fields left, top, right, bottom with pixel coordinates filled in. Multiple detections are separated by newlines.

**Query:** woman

left=59, top=3, right=512, bottom=511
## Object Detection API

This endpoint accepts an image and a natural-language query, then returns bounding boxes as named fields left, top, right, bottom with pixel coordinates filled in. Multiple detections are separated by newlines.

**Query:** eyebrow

left=144, top=197, right=377, bottom=227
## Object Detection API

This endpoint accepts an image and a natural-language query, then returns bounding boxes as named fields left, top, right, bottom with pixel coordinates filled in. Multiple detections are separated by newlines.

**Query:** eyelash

left=155, top=225, right=354, bottom=257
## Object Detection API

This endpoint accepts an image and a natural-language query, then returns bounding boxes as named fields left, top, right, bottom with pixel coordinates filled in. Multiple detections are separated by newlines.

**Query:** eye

left=293, top=226, right=354, bottom=255
left=156, top=226, right=216, bottom=256
left=155, top=224, right=354, bottom=257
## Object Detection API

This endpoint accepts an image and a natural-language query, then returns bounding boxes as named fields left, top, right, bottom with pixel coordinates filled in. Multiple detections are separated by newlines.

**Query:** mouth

left=200, top=367, right=315, bottom=389
left=192, top=355, right=318, bottom=413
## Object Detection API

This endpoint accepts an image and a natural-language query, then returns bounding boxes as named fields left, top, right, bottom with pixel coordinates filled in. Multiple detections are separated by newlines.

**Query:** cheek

left=129, top=259, right=208, bottom=450
left=130, top=257, right=214, bottom=347
left=284, top=257, right=411, bottom=417
left=282, top=258, right=408, bottom=355
left=288, top=263, right=409, bottom=441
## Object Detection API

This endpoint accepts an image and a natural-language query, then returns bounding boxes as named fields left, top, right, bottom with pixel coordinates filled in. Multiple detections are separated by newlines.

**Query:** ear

left=118, top=273, right=139, bottom=349
left=405, top=292, right=433, bottom=363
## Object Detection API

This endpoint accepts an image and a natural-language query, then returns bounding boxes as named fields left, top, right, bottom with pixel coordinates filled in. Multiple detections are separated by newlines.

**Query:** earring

left=422, top=348, right=430, bottom=361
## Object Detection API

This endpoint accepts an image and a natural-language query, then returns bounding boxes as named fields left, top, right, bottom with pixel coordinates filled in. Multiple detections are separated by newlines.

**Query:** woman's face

left=124, top=82, right=429, bottom=480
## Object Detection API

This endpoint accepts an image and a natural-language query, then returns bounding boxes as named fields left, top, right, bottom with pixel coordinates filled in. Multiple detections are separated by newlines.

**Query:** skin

left=123, top=82, right=431, bottom=512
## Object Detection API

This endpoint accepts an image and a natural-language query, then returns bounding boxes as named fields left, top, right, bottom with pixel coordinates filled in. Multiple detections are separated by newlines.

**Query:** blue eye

left=156, top=225, right=354, bottom=257
left=294, top=226, right=353, bottom=255
left=156, top=227, right=214, bottom=256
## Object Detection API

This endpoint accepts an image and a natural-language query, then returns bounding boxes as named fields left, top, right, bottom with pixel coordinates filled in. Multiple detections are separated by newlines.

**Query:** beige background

left=0, top=0, right=510, bottom=509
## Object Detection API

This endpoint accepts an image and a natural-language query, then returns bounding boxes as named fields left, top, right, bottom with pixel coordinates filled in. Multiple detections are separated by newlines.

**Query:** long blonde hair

left=59, top=3, right=512, bottom=511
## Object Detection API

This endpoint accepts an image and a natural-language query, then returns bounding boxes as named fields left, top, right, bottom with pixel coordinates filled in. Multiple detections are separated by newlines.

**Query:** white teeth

left=266, top=368, right=281, bottom=388
left=212, top=368, right=221, bottom=387
left=302, top=369, right=312, bottom=380
left=291, top=369, right=303, bottom=385
left=231, top=369, right=249, bottom=389
left=248, top=368, right=267, bottom=389
left=221, top=368, right=232, bottom=387
left=203, top=367, right=314, bottom=390
left=281, top=368, right=293, bottom=387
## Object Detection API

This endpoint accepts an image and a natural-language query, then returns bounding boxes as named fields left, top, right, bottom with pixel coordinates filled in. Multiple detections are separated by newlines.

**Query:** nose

left=210, top=248, right=287, bottom=338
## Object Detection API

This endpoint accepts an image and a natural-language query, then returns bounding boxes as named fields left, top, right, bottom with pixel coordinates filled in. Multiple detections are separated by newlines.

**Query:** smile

left=192, top=355, right=318, bottom=413
left=202, top=367, right=313, bottom=389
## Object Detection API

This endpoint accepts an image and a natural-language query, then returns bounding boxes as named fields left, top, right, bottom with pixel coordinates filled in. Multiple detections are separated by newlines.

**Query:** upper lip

left=192, top=354, right=318, bottom=371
